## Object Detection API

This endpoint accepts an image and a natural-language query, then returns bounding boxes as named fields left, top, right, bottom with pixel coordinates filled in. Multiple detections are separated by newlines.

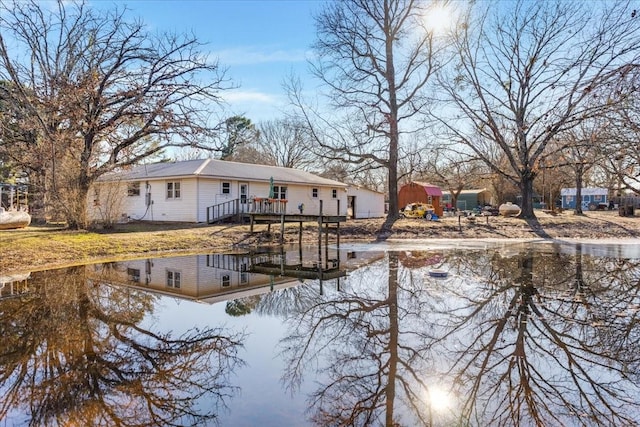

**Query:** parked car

left=400, top=202, right=435, bottom=219
left=481, top=206, right=499, bottom=216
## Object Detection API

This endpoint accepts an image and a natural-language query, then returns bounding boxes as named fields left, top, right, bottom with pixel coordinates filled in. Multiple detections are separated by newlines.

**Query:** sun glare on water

left=426, top=384, right=455, bottom=412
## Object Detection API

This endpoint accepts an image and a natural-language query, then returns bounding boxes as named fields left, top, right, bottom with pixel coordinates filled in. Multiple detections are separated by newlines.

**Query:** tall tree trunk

left=574, top=165, right=584, bottom=215
left=385, top=252, right=399, bottom=426
left=518, top=171, right=536, bottom=219
left=386, top=17, right=399, bottom=222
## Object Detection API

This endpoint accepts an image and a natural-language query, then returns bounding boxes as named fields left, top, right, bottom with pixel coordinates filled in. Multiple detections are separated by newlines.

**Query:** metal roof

left=442, top=188, right=488, bottom=196
left=560, top=187, right=608, bottom=196
left=411, top=181, right=443, bottom=196
left=100, top=159, right=348, bottom=187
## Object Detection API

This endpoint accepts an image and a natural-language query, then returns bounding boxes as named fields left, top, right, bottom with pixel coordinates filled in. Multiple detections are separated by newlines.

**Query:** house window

left=167, top=270, right=181, bottom=288
left=273, top=185, right=287, bottom=200
left=240, top=272, right=248, bottom=284
left=167, top=181, right=181, bottom=199
left=332, top=189, right=337, bottom=199
left=594, top=194, right=602, bottom=201
left=127, top=268, right=140, bottom=282
left=222, top=182, right=231, bottom=194
left=221, top=274, right=230, bottom=287
left=127, top=182, right=141, bottom=196
left=312, top=188, right=318, bottom=198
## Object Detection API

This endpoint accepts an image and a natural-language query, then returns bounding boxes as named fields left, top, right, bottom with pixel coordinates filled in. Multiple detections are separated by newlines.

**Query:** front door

left=239, top=182, right=249, bottom=212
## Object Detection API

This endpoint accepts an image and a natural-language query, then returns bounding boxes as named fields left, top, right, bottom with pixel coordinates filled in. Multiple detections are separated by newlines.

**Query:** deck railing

left=206, top=197, right=289, bottom=224
left=206, top=199, right=240, bottom=224
left=247, top=197, right=288, bottom=214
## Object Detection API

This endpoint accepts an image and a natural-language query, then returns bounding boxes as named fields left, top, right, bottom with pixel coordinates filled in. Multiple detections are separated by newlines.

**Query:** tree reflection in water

left=0, top=265, right=245, bottom=426
left=278, top=243, right=640, bottom=426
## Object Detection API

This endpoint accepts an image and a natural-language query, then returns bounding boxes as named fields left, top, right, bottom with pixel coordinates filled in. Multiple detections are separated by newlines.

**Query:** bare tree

left=255, top=118, right=315, bottom=169
left=599, top=67, right=640, bottom=196
left=0, top=265, right=245, bottom=425
left=423, top=148, right=485, bottom=210
left=0, top=0, right=228, bottom=228
left=289, top=0, right=446, bottom=225
left=534, top=154, right=572, bottom=211
left=552, top=119, right=605, bottom=214
left=435, top=0, right=640, bottom=219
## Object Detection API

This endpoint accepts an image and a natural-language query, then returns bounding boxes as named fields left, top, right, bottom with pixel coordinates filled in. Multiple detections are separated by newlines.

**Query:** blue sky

left=96, top=0, right=324, bottom=123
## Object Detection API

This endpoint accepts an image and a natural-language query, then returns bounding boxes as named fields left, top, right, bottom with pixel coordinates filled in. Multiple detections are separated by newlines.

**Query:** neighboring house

left=89, top=159, right=383, bottom=224
left=346, top=186, right=386, bottom=219
left=441, top=188, right=492, bottom=211
left=398, top=181, right=444, bottom=216
left=560, top=187, right=608, bottom=210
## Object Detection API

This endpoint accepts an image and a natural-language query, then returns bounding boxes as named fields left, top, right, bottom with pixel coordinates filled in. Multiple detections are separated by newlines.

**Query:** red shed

left=398, top=181, right=443, bottom=217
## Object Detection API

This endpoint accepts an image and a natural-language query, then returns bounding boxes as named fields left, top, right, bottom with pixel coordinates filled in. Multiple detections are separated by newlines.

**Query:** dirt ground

left=1, top=210, right=639, bottom=275
left=365, top=210, right=640, bottom=240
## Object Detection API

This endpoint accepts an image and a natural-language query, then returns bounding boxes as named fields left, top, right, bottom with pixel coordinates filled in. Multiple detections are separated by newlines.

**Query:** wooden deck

left=248, top=213, right=346, bottom=224
left=248, top=200, right=346, bottom=245
left=249, top=262, right=346, bottom=281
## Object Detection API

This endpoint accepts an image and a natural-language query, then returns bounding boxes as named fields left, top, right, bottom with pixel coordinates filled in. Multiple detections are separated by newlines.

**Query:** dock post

left=337, top=199, right=340, bottom=248
left=318, top=200, right=323, bottom=276
left=280, top=214, right=285, bottom=245
left=325, top=224, right=329, bottom=268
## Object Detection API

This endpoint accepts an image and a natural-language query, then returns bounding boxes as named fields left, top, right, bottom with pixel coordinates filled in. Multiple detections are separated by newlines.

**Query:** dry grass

left=2, top=210, right=639, bottom=275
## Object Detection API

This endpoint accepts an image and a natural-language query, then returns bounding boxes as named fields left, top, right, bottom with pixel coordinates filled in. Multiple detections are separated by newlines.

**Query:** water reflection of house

left=0, top=272, right=31, bottom=299
left=88, top=247, right=384, bottom=304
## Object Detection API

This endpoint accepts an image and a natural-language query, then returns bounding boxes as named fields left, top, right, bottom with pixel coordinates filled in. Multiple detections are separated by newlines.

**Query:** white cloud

left=223, top=89, right=276, bottom=104
left=220, top=89, right=289, bottom=122
left=214, top=46, right=310, bottom=65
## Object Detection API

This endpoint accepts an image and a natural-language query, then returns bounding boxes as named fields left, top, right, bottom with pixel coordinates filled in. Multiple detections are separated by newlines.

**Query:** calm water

left=1, top=240, right=640, bottom=426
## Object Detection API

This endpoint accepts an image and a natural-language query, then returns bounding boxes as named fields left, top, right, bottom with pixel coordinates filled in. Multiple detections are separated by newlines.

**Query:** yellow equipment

left=400, top=202, right=435, bottom=219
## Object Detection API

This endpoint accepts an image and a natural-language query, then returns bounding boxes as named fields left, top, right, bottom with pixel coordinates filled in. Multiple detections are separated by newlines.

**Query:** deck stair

left=207, top=199, right=241, bottom=224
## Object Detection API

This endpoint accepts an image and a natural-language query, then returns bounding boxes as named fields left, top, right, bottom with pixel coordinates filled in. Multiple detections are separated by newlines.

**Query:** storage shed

left=441, top=188, right=492, bottom=211
left=398, top=181, right=443, bottom=216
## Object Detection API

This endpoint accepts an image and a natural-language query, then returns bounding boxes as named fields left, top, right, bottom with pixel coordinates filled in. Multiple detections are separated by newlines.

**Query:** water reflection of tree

left=432, top=245, right=640, bottom=426
left=276, top=244, right=640, bottom=426
left=0, top=265, right=245, bottom=426
left=279, top=253, right=436, bottom=426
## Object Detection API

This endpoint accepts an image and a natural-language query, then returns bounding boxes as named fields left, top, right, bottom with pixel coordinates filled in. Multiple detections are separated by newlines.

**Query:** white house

left=89, top=159, right=384, bottom=224
left=346, top=186, right=386, bottom=219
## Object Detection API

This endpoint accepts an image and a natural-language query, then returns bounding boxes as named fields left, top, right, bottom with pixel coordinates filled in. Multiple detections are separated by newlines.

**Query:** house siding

left=148, top=178, right=198, bottom=222
left=89, top=177, right=351, bottom=223
left=561, top=188, right=608, bottom=210
left=441, top=189, right=492, bottom=211
left=89, top=159, right=366, bottom=223
left=346, top=187, right=386, bottom=218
